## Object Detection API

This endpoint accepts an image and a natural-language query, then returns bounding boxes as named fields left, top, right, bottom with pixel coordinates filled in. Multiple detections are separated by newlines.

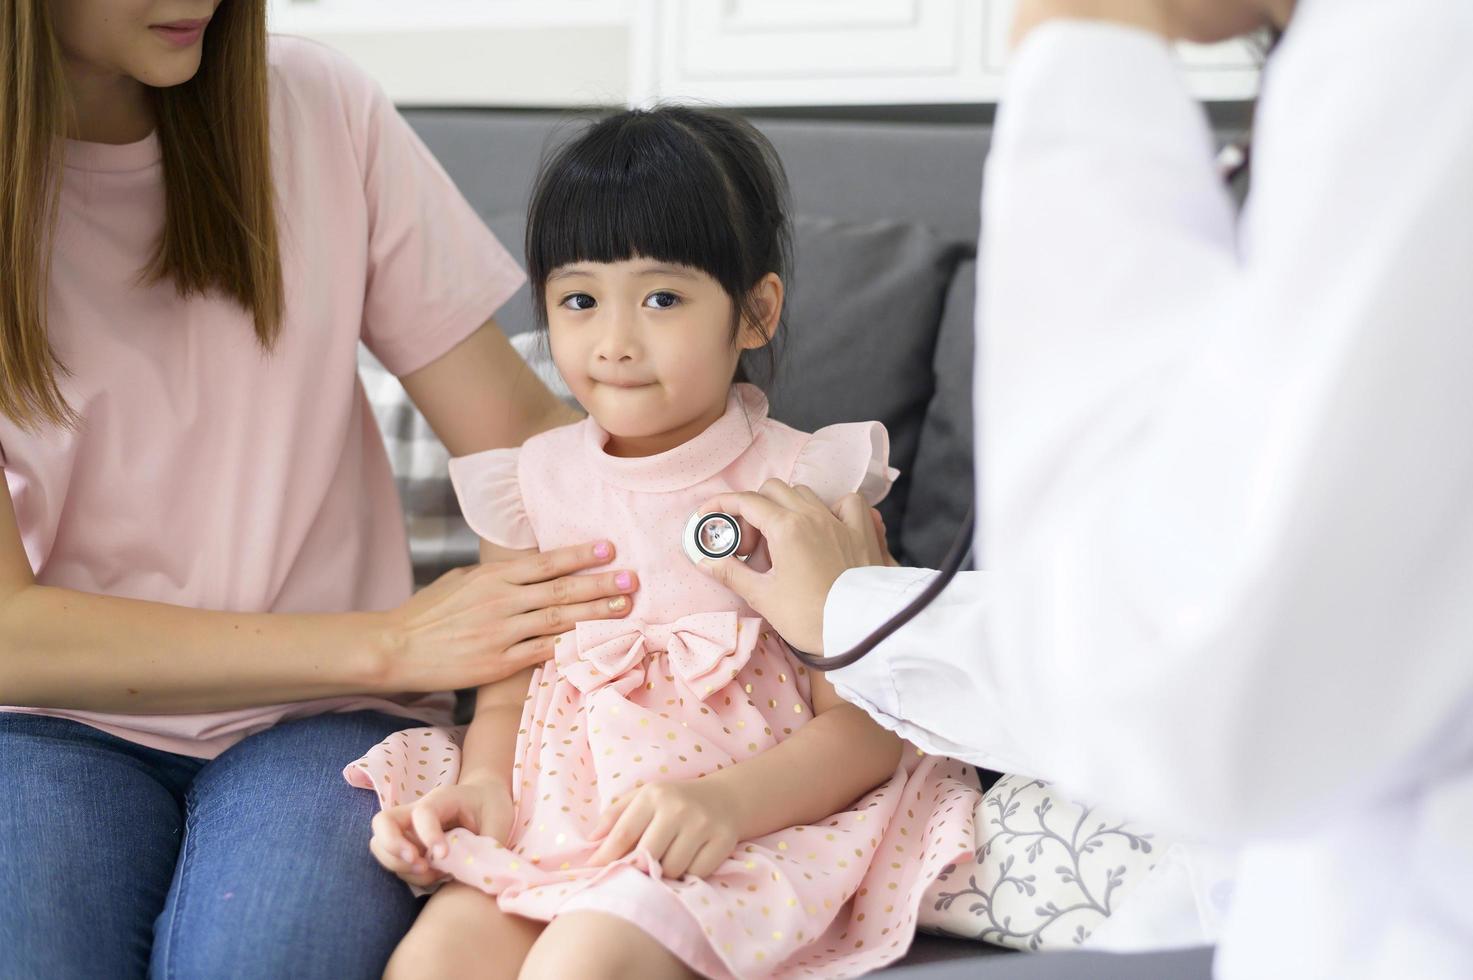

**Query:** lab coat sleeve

left=825, top=566, right=1041, bottom=779
left=981, top=4, right=1473, bottom=838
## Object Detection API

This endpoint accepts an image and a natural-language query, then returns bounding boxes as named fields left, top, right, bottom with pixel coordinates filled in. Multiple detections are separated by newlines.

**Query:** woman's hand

left=588, top=778, right=743, bottom=880
left=695, top=481, right=891, bottom=655
left=368, top=777, right=515, bottom=888
left=376, top=541, right=638, bottom=693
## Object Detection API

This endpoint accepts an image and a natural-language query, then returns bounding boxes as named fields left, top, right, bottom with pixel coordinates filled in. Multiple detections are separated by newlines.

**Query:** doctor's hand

left=695, top=480, right=893, bottom=655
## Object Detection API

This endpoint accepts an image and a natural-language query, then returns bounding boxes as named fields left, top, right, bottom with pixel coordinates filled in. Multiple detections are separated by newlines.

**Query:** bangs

left=526, top=111, right=780, bottom=325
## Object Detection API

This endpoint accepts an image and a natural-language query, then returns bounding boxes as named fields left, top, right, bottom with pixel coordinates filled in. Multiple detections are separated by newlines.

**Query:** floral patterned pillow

left=919, top=774, right=1173, bottom=951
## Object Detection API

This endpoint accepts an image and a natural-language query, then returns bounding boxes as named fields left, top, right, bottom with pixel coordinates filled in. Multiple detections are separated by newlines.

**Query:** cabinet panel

left=267, top=0, right=1263, bottom=107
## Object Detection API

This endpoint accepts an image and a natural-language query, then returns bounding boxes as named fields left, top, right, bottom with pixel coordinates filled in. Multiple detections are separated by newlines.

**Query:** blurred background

left=265, top=0, right=1260, bottom=111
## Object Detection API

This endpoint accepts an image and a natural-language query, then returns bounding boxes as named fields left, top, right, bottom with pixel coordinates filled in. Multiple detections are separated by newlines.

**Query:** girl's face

left=50, top=0, right=221, bottom=88
left=546, top=259, right=778, bottom=457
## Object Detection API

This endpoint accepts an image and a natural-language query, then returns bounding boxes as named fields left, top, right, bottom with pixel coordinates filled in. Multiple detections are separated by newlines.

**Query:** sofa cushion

left=901, top=255, right=977, bottom=569
left=921, top=774, right=1176, bottom=952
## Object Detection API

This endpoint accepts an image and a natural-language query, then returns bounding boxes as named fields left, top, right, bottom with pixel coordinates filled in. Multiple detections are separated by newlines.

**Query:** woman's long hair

left=0, top=0, right=281, bottom=431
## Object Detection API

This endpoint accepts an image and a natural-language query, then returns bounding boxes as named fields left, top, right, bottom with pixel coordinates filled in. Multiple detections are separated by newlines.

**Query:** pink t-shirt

left=0, top=36, right=525, bottom=758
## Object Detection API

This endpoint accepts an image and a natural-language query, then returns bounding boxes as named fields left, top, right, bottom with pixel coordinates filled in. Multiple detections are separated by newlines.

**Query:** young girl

left=346, top=107, right=981, bottom=979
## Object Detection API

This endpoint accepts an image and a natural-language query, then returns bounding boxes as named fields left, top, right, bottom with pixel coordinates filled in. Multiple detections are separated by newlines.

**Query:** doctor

left=701, top=0, right=1473, bottom=977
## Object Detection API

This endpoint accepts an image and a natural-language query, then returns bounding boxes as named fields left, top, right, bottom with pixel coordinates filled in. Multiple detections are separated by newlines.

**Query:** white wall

left=267, top=0, right=1261, bottom=107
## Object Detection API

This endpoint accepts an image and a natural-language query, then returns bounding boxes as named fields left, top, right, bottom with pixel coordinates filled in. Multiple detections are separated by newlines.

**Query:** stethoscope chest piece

left=683, top=511, right=742, bottom=564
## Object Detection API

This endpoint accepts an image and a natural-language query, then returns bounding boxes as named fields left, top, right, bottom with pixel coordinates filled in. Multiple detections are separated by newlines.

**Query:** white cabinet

left=268, top=0, right=1261, bottom=107
left=651, top=1, right=984, bottom=105
left=266, top=0, right=636, bottom=106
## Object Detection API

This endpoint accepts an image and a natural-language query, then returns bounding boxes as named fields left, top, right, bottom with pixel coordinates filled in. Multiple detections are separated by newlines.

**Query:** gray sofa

left=400, top=108, right=990, bottom=573
left=377, top=106, right=1226, bottom=977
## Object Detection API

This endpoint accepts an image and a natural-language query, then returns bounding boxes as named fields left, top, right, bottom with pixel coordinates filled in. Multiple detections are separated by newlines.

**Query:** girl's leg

left=386, top=883, right=543, bottom=980
left=149, top=711, right=425, bottom=980
left=0, top=712, right=200, bottom=979
left=519, top=911, right=697, bottom=980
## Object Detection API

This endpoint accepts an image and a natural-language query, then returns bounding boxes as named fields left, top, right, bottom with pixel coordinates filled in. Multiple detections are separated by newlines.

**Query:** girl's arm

left=462, top=535, right=631, bottom=790
left=456, top=538, right=553, bottom=791
left=589, top=670, right=904, bottom=878
left=370, top=538, right=599, bottom=881
left=705, top=671, right=904, bottom=841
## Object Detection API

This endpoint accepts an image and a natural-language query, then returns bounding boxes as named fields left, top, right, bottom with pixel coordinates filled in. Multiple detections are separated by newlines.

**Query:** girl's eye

left=560, top=293, right=596, bottom=311
left=644, top=291, right=680, bottom=310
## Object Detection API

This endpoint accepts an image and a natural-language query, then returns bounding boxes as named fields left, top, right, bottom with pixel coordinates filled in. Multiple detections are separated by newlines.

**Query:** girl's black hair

left=525, top=105, right=792, bottom=386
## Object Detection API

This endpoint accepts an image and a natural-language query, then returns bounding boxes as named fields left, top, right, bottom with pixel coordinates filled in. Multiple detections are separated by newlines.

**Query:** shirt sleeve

left=447, top=447, right=536, bottom=550
left=341, top=60, right=527, bottom=377
left=789, top=421, right=900, bottom=508
left=826, top=566, right=1040, bottom=778
left=975, top=7, right=1473, bottom=838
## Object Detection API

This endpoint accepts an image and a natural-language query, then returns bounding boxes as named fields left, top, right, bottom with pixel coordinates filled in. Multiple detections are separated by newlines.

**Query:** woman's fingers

left=503, top=592, right=633, bottom=647
left=515, top=568, right=638, bottom=618
left=500, top=633, right=559, bottom=671
left=499, top=540, right=617, bottom=587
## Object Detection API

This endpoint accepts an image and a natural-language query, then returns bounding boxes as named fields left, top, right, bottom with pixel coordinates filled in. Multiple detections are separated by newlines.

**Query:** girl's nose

left=594, top=309, right=640, bottom=362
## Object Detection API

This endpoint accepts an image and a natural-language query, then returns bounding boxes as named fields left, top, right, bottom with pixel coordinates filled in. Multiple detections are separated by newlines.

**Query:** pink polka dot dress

left=345, top=384, right=981, bottom=978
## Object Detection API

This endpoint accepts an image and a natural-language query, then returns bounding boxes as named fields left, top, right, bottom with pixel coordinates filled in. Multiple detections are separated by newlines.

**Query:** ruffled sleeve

left=789, top=421, right=901, bottom=507
left=446, top=448, right=537, bottom=550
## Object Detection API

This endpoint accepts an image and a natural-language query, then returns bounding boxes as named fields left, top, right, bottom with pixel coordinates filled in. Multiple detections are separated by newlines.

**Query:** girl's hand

left=368, top=777, right=516, bottom=887
left=588, top=778, right=743, bottom=880
left=377, top=541, right=638, bottom=693
left=696, top=482, right=890, bottom=655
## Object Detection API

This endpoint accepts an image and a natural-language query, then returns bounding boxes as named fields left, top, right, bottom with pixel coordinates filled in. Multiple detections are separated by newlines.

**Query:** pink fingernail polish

left=616, top=572, right=632, bottom=590
left=594, top=542, right=612, bottom=559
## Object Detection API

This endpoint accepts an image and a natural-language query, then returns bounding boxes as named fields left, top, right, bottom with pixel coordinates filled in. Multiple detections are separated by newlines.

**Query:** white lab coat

left=827, top=1, right=1473, bottom=976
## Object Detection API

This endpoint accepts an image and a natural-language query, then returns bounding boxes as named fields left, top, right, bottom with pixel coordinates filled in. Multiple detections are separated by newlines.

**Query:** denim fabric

left=0, top=710, right=423, bottom=979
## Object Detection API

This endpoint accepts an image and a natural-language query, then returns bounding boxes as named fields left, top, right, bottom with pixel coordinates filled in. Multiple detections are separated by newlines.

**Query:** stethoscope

left=679, top=143, right=1246, bottom=671
left=684, top=506, right=976, bottom=671
left=671, top=133, right=1255, bottom=672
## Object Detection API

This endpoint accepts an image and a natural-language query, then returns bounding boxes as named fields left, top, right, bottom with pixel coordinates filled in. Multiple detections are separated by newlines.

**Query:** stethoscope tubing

left=788, top=506, right=975, bottom=671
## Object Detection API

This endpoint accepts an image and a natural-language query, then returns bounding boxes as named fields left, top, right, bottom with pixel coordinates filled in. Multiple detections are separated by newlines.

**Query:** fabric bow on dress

left=555, top=611, right=763, bottom=701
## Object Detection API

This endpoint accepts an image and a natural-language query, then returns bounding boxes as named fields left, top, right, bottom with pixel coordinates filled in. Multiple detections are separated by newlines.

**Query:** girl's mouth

left=150, top=18, right=209, bottom=48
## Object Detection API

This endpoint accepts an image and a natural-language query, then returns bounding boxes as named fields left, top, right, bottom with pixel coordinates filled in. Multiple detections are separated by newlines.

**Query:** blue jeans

left=0, top=710, right=424, bottom=979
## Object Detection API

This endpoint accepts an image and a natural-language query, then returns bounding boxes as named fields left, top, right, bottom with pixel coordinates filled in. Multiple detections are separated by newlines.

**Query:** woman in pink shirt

left=0, top=2, right=637, bottom=976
